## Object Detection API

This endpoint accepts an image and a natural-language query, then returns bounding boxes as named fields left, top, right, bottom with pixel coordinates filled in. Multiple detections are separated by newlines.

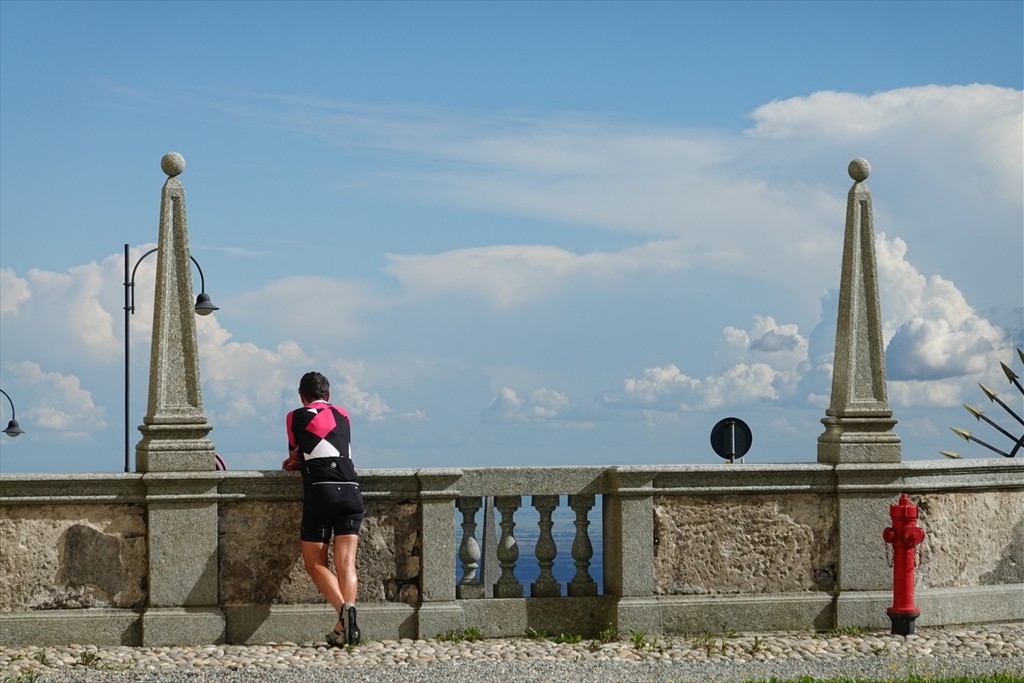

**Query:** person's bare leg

left=333, top=534, right=359, bottom=638
left=301, top=540, right=343, bottom=616
left=333, top=534, right=359, bottom=604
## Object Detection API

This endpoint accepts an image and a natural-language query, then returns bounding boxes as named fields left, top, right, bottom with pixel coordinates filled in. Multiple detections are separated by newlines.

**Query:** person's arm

left=282, top=449, right=302, bottom=470
left=282, top=410, right=302, bottom=470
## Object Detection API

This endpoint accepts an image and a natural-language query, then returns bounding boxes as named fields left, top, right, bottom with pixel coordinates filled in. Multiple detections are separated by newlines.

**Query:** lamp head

left=194, top=292, right=219, bottom=316
left=3, top=419, right=23, bottom=437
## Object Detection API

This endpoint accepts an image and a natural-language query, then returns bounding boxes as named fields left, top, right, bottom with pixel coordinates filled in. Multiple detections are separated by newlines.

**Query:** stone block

left=0, top=609, right=142, bottom=647
left=224, top=603, right=417, bottom=644
left=219, top=498, right=421, bottom=606
left=653, top=494, right=837, bottom=595
left=141, top=607, right=225, bottom=646
left=914, top=490, right=1024, bottom=588
left=613, top=597, right=662, bottom=637
left=0, top=503, right=147, bottom=611
left=660, top=593, right=834, bottom=633
left=836, top=494, right=893, bottom=591
left=417, top=603, right=465, bottom=640
left=147, top=501, right=219, bottom=607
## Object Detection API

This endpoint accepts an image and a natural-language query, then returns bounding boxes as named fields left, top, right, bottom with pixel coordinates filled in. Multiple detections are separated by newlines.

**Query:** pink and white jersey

left=286, top=401, right=358, bottom=485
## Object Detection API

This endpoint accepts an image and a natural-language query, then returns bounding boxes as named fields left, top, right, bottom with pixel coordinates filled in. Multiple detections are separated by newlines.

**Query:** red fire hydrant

left=882, top=493, right=926, bottom=635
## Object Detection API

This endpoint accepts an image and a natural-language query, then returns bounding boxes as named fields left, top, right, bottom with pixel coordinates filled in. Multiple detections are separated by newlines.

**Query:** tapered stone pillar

left=137, top=153, right=223, bottom=646
left=135, top=152, right=216, bottom=473
left=817, top=158, right=901, bottom=464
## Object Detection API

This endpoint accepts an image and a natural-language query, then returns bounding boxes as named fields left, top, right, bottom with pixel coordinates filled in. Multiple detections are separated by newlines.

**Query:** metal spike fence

left=940, top=348, right=1024, bottom=459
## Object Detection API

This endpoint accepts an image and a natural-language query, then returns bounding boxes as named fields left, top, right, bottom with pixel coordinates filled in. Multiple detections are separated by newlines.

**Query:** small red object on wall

left=882, top=493, right=926, bottom=635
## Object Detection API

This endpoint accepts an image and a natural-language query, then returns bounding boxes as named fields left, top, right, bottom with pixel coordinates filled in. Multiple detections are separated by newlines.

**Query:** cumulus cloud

left=746, top=85, right=1022, bottom=198
left=0, top=260, right=123, bottom=363
left=0, top=268, right=30, bottom=315
left=886, top=317, right=1003, bottom=381
left=197, top=312, right=413, bottom=428
left=0, top=247, right=418, bottom=471
left=601, top=232, right=1015, bottom=418
left=874, top=234, right=1015, bottom=406
left=607, top=316, right=809, bottom=413
left=5, top=361, right=106, bottom=437
left=324, top=360, right=424, bottom=424
left=483, top=386, right=572, bottom=424
left=2, top=83, right=1020, bottom=470
left=605, top=364, right=700, bottom=411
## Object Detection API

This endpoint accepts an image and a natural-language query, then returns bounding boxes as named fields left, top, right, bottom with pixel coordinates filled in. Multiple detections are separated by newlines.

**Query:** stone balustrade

left=1, top=459, right=1021, bottom=646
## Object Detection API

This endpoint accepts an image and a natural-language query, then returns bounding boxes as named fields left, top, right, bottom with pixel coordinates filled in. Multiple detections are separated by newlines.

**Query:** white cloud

left=2, top=84, right=1020, bottom=470
left=0, top=262, right=123, bottom=363
left=748, top=86, right=1022, bottom=191
left=608, top=316, right=810, bottom=413
left=483, top=386, right=572, bottom=424
left=701, top=363, right=781, bottom=409
left=196, top=313, right=415, bottom=428
left=197, top=316, right=311, bottom=427
left=227, top=275, right=380, bottom=342
left=5, top=361, right=106, bottom=436
left=607, top=364, right=700, bottom=410
left=384, top=240, right=695, bottom=309
left=0, top=268, right=30, bottom=315
left=886, top=317, right=1003, bottom=381
left=602, top=231, right=1016, bottom=418
left=324, top=360, right=423, bottom=424
left=874, top=234, right=1015, bottom=406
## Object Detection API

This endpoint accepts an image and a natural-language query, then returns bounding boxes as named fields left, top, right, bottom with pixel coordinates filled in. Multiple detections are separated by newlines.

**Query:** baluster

left=531, top=495, right=561, bottom=597
left=493, top=495, right=523, bottom=598
left=456, top=496, right=484, bottom=599
left=567, top=493, right=598, bottom=596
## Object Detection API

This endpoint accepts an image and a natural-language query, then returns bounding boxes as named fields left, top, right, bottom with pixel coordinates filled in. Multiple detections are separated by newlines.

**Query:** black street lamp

left=123, top=243, right=218, bottom=472
left=1, top=388, right=24, bottom=437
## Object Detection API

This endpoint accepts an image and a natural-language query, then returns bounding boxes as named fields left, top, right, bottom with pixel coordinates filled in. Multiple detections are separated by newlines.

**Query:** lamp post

left=123, top=243, right=218, bottom=472
left=0, top=388, right=24, bottom=437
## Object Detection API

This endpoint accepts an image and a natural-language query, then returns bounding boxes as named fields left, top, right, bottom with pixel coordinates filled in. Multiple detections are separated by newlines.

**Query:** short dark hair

left=298, top=372, right=330, bottom=401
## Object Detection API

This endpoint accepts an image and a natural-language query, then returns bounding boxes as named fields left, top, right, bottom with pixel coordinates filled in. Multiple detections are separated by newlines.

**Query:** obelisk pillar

left=137, top=153, right=223, bottom=646
left=135, top=152, right=216, bottom=472
left=817, top=158, right=901, bottom=464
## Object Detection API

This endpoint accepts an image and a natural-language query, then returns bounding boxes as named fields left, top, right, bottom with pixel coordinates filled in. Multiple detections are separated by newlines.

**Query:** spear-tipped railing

left=941, top=348, right=1023, bottom=459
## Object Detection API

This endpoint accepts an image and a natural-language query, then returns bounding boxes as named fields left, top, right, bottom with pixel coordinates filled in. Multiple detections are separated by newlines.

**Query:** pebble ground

left=2, top=622, right=1021, bottom=682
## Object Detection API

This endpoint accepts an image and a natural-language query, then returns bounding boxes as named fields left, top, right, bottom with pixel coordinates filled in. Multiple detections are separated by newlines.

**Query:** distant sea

left=455, top=497, right=605, bottom=595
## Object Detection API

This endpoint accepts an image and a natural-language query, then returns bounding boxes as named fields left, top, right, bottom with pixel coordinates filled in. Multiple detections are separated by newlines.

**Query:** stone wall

left=0, top=503, right=147, bottom=610
left=1, top=461, right=1021, bottom=645
left=218, top=499, right=420, bottom=607
left=653, top=493, right=838, bottom=595
left=915, top=489, right=1024, bottom=589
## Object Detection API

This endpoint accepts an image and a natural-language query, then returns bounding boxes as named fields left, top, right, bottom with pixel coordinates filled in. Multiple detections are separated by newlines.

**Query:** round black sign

left=710, top=417, right=752, bottom=461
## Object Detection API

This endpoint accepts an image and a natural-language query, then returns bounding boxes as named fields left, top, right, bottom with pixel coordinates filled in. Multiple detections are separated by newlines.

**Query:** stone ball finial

left=848, top=158, right=870, bottom=182
left=161, top=152, right=186, bottom=177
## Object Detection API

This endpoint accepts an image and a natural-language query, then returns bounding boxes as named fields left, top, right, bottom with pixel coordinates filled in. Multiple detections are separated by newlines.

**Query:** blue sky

left=1, top=1, right=1021, bottom=473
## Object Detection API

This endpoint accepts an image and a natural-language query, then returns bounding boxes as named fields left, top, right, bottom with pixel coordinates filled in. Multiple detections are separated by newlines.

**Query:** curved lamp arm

left=127, top=247, right=218, bottom=315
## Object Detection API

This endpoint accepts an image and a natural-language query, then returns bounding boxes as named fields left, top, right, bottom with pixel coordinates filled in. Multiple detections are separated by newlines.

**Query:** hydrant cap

left=890, top=493, right=919, bottom=521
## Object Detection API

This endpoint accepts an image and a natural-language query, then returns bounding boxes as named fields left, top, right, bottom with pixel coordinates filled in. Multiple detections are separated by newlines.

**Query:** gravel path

left=2, top=623, right=1021, bottom=682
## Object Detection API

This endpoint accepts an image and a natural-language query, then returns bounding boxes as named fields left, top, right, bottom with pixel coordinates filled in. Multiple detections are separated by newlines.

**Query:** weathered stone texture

left=360, top=500, right=421, bottom=604
left=914, top=490, right=1023, bottom=588
left=653, top=494, right=837, bottom=595
left=218, top=500, right=305, bottom=606
left=0, top=504, right=146, bottom=611
left=219, top=499, right=420, bottom=606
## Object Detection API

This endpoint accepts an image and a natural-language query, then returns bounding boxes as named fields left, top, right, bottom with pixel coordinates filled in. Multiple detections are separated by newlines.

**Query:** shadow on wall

left=981, top=516, right=1024, bottom=585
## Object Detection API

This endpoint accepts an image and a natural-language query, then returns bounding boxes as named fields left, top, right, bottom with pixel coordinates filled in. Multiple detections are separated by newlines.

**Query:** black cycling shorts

left=301, top=481, right=364, bottom=542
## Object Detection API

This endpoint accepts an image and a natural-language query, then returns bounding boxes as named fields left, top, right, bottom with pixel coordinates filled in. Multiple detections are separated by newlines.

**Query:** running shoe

left=342, top=602, right=360, bottom=645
